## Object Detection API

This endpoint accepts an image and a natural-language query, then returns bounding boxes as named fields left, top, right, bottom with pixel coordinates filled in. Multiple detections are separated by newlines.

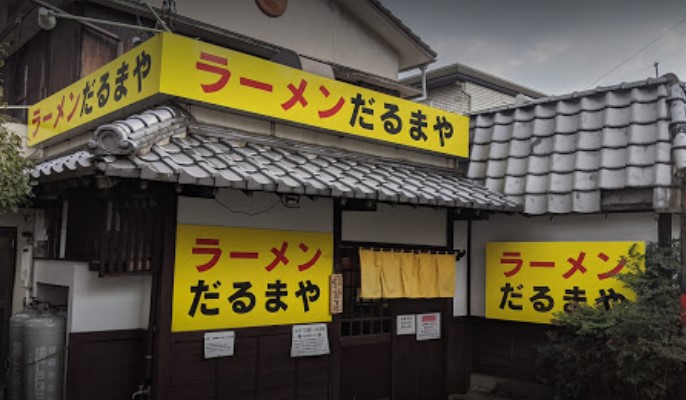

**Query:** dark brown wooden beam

left=658, top=213, right=673, bottom=248
left=151, top=189, right=177, bottom=400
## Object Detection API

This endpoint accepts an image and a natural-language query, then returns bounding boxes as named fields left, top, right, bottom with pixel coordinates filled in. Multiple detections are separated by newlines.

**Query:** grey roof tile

left=467, top=76, right=686, bottom=214
left=578, top=130, right=603, bottom=150
left=33, top=108, right=521, bottom=211
left=527, top=155, right=551, bottom=175
left=549, top=192, right=572, bottom=213
left=600, top=148, right=626, bottom=169
left=580, top=110, right=605, bottom=130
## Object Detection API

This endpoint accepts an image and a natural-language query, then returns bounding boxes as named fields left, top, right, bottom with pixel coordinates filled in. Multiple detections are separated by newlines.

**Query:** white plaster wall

left=465, top=82, right=519, bottom=112
left=149, top=0, right=399, bottom=78
left=189, top=106, right=456, bottom=170
left=342, top=203, right=446, bottom=246
left=469, top=213, right=659, bottom=317
left=423, top=82, right=517, bottom=115
left=178, top=189, right=333, bottom=233
left=33, top=260, right=152, bottom=333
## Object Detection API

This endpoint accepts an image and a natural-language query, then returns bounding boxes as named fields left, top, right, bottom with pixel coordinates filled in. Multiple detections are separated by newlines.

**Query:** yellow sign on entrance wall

left=29, top=33, right=470, bottom=157
left=172, top=225, right=333, bottom=332
left=485, top=242, right=644, bottom=325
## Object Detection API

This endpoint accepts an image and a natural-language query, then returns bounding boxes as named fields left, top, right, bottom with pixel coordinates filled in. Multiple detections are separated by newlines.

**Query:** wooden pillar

left=658, top=213, right=672, bottom=248
left=329, top=199, right=342, bottom=400
left=152, top=190, right=178, bottom=399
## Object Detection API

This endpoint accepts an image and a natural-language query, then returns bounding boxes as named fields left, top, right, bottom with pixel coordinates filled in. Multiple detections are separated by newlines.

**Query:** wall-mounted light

left=280, top=194, right=300, bottom=209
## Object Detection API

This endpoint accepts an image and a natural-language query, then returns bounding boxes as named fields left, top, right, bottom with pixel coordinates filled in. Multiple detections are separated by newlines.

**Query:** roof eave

left=335, top=0, right=436, bottom=72
left=402, top=63, right=547, bottom=99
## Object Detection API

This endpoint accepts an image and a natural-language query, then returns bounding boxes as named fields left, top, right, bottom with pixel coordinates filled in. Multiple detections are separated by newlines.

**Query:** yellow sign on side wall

left=29, top=33, right=470, bottom=157
left=485, top=242, right=644, bottom=324
left=28, top=34, right=163, bottom=146
left=173, top=225, right=333, bottom=332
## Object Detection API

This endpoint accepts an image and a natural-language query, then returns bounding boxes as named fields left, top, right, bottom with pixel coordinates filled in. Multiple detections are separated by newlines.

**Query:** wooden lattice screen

left=61, top=184, right=171, bottom=276
left=340, top=246, right=391, bottom=336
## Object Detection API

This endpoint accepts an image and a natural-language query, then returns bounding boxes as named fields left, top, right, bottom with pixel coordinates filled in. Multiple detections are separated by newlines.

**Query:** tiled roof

left=32, top=108, right=518, bottom=211
left=467, top=75, right=686, bottom=214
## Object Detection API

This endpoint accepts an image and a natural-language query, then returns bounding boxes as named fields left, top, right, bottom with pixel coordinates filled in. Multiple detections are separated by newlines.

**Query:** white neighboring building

left=403, top=63, right=546, bottom=114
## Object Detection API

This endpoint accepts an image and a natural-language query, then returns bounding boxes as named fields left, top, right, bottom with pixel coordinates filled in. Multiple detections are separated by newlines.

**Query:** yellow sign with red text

left=29, top=33, right=469, bottom=157
left=28, top=34, right=163, bottom=146
left=485, top=242, right=644, bottom=324
left=172, top=225, right=333, bottom=332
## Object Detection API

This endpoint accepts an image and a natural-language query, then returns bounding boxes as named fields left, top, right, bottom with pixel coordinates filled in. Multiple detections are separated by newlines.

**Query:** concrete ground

left=452, top=391, right=515, bottom=400
left=452, top=373, right=552, bottom=400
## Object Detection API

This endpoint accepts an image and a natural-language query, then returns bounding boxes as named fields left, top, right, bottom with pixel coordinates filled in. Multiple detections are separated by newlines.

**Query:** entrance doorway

left=390, top=299, right=447, bottom=400
left=0, top=228, right=17, bottom=389
left=338, top=245, right=448, bottom=400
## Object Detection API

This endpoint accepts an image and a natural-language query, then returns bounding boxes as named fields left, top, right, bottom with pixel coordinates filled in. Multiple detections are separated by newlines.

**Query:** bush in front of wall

left=0, top=42, right=32, bottom=213
left=537, top=241, right=686, bottom=400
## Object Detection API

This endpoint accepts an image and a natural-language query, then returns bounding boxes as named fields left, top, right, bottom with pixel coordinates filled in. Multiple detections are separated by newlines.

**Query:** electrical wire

left=213, top=197, right=281, bottom=216
left=587, top=14, right=686, bottom=88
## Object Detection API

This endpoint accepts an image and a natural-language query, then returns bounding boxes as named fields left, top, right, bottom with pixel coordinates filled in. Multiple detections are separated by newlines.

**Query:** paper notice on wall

left=204, top=331, right=235, bottom=359
left=396, top=314, right=416, bottom=335
left=291, top=323, right=330, bottom=357
left=416, top=312, right=441, bottom=341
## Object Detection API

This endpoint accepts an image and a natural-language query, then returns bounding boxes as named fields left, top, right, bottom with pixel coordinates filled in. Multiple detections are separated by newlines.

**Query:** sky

left=381, top=0, right=686, bottom=95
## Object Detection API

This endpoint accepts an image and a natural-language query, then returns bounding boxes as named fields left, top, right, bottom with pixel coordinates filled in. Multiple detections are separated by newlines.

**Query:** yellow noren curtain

left=378, top=251, right=403, bottom=298
left=359, top=249, right=456, bottom=299
left=400, top=252, right=420, bottom=297
left=436, top=253, right=457, bottom=297
left=359, top=249, right=382, bottom=298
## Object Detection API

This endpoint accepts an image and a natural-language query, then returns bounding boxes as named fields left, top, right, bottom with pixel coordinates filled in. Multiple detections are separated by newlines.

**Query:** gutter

left=414, top=64, right=429, bottom=102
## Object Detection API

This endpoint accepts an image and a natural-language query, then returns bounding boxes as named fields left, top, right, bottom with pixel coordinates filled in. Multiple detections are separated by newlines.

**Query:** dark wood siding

left=340, top=336, right=391, bottom=400
left=471, top=317, right=548, bottom=382
left=2, top=7, right=81, bottom=121
left=66, top=330, right=145, bottom=400
left=80, top=3, right=156, bottom=76
left=0, top=228, right=17, bottom=388
left=168, top=326, right=332, bottom=400
left=45, top=12, right=82, bottom=95
left=446, top=317, right=471, bottom=394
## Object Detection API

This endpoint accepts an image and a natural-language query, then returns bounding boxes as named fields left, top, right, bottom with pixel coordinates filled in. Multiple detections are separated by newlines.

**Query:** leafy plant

left=538, top=241, right=686, bottom=400
left=0, top=43, right=32, bottom=212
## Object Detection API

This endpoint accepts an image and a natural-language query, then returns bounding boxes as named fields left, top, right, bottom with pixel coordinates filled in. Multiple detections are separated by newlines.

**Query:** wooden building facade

left=5, top=1, right=685, bottom=400
left=1, top=1, right=517, bottom=399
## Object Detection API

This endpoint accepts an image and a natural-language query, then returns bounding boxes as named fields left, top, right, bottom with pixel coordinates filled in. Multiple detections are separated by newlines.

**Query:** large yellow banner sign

left=30, top=33, right=470, bottom=157
left=173, top=225, right=333, bottom=332
left=28, top=34, right=163, bottom=146
left=485, top=242, right=644, bottom=324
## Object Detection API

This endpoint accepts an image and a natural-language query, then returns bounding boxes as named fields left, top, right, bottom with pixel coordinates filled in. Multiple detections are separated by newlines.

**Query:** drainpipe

left=414, top=64, right=429, bottom=103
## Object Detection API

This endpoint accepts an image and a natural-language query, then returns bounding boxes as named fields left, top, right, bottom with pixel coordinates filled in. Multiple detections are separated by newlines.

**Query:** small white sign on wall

left=396, top=314, right=416, bottom=335
left=291, top=323, right=330, bottom=357
left=416, top=312, right=441, bottom=341
left=204, top=331, right=235, bottom=359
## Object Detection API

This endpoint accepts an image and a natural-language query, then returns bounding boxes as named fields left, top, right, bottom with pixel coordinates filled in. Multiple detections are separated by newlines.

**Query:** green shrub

left=0, top=43, right=32, bottom=213
left=538, top=241, right=686, bottom=400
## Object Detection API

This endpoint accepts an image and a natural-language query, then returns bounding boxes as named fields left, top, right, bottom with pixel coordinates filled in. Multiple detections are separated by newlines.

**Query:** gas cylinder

left=23, top=311, right=66, bottom=400
left=8, top=307, right=38, bottom=400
